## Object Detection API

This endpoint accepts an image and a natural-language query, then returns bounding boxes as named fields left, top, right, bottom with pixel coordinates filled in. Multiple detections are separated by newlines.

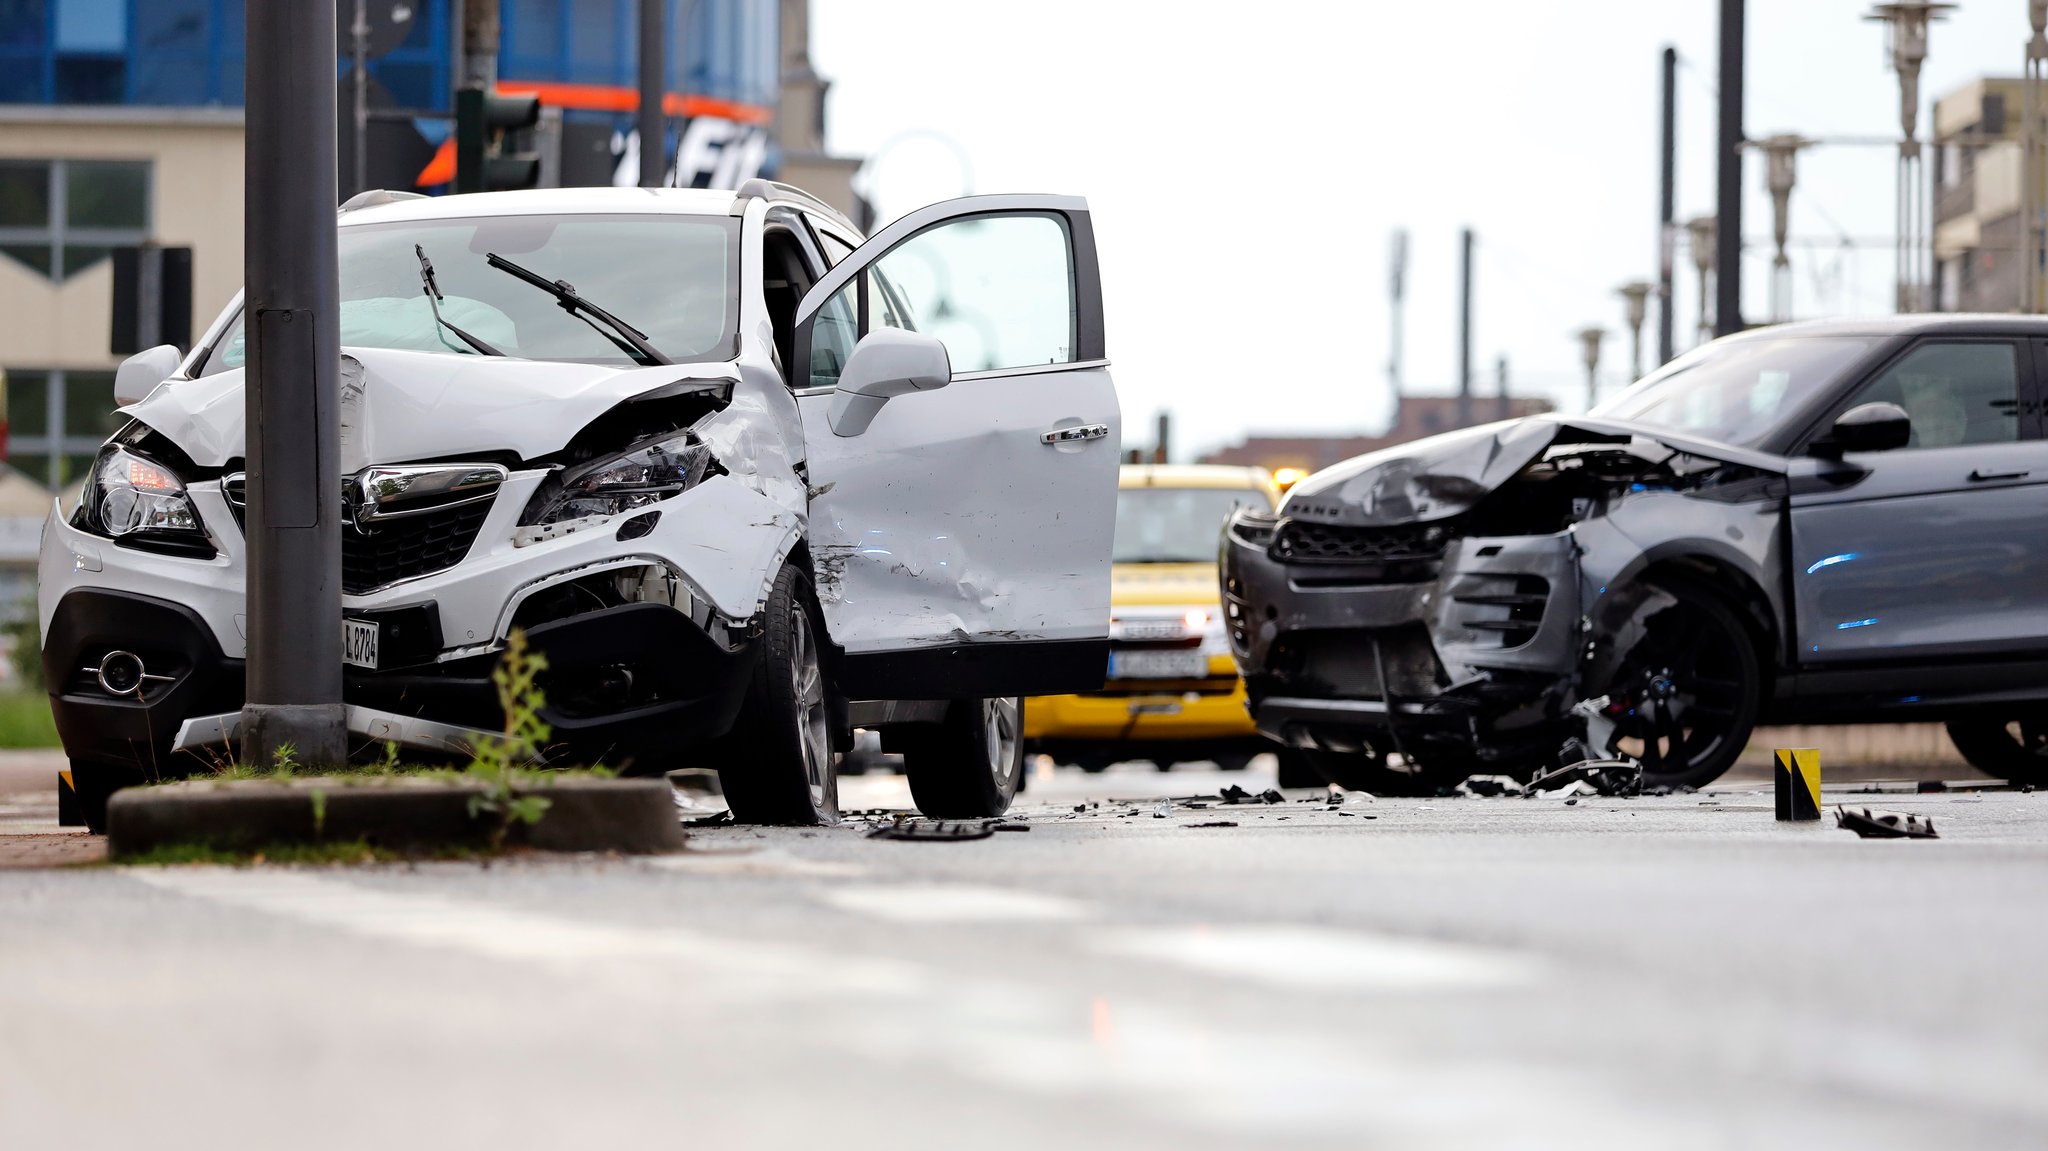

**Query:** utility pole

left=242, top=0, right=345, bottom=770
left=461, top=0, right=498, bottom=88
left=1576, top=327, right=1607, bottom=410
left=1867, top=2, right=1953, bottom=313
left=1495, top=355, right=1510, bottom=422
left=1153, top=412, right=1171, bottom=465
left=1387, top=228, right=1407, bottom=428
left=1715, top=0, right=1745, bottom=337
left=1757, top=134, right=1815, bottom=321
left=2026, top=3, right=2048, bottom=311
left=1458, top=227, right=1474, bottom=429
left=1617, top=281, right=1654, bottom=381
left=1658, top=46, right=1678, bottom=364
left=1687, top=215, right=1718, bottom=345
left=638, top=0, right=666, bottom=188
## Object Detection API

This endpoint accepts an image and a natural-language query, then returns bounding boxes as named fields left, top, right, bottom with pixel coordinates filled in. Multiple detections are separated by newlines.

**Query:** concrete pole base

left=240, top=704, right=348, bottom=772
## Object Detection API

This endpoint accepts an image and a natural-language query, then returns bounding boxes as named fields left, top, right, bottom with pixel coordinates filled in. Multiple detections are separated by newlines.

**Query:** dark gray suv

left=1222, top=316, right=2048, bottom=795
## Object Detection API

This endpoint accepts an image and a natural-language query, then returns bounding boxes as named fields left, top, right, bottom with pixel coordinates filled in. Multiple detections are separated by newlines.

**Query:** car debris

left=1834, top=807, right=1939, bottom=840
left=1455, top=774, right=1523, bottom=798
left=1152, top=802, right=1175, bottom=819
left=865, top=818, right=999, bottom=842
left=1183, top=820, right=1240, bottom=829
left=1523, top=756, right=1641, bottom=798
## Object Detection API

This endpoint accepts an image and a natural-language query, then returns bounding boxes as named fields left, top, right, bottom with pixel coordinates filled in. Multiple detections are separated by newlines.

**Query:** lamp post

left=1617, top=281, right=1655, bottom=381
left=1753, top=134, right=1815, bottom=322
left=2025, top=2, right=2048, bottom=311
left=1686, top=215, right=1718, bottom=346
left=1865, top=2, right=1955, bottom=312
left=1576, top=326, right=1607, bottom=410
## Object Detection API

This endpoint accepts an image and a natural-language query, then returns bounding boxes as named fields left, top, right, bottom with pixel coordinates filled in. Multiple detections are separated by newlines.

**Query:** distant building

left=1197, top=394, right=1553, bottom=474
left=1932, top=77, right=2025, bottom=312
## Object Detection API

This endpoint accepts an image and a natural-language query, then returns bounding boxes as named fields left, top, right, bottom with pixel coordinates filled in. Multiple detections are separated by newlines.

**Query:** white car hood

left=124, top=346, right=740, bottom=470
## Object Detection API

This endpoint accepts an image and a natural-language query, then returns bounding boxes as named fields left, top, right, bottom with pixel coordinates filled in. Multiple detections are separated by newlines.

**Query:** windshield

left=199, top=213, right=738, bottom=375
left=1590, top=335, right=1875, bottom=447
left=1113, top=487, right=1273, bottom=564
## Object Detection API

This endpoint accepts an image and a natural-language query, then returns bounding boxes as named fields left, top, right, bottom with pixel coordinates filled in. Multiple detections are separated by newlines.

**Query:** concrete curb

left=105, top=776, right=686, bottom=858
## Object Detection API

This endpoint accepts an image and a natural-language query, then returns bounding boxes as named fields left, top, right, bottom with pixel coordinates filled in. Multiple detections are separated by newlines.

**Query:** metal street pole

left=1617, top=281, right=1654, bottom=381
left=2026, top=3, right=2048, bottom=311
left=1687, top=215, right=1718, bottom=346
left=1495, top=355, right=1510, bottom=422
left=638, top=0, right=666, bottom=188
left=1659, top=46, right=1678, bottom=365
left=1458, top=227, right=1474, bottom=429
left=461, top=0, right=498, bottom=89
left=350, top=0, right=369, bottom=198
left=1576, top=327, right=1607, bottom=410
left=1755, top=134, right=1815, bottom=322
left=1866, top=2, right=1954, bottom=313
left=1387, top=228, right=1407, bottom=426
left=243, top=0, right=345, bottom=770
left=1715, top=0, right=1745, bottom=337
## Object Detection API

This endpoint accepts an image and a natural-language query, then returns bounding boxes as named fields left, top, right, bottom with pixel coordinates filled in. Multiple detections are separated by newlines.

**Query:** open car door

left=791, top=194, right=1120, bottom=699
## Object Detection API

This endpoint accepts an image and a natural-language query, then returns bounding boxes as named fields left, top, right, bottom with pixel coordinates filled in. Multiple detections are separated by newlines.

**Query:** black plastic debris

left=1260, top=788, right=1285, bottom=805
left=1835, top=806, right=1938, bottom=840
left=1525, top=758, right=1641, bottom=798
left=866, top=818, right=996, bottom=842
left=1456, top=774, right=1521, bottom=798
left=1184, top=820, right=1239, bottom=829
left=1220, top=784, right=1253, bottom=805
left=992, top=822, right=1031, bottom=833
left=1072, top=803, right=1087, bottom=813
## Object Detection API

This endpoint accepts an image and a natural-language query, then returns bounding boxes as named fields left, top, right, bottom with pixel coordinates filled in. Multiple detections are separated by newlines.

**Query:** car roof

left=1120, top=464, right=1278, bottom=493
left=1729, top=314, right=2048, bottom=339
left=337, top=187, right=743, bottom=228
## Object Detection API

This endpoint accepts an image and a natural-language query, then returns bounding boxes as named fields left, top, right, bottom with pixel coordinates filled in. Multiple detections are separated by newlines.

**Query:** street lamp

left=1865, top=2, right=1955, bottom=312
left=1685, top=215, right=1718, bottom=347
left=1753, top=134, right=1816, bottom=322
left=1616, top=281, right=1655, bottom=381
left=1576, top=326, right=1607, bottom=410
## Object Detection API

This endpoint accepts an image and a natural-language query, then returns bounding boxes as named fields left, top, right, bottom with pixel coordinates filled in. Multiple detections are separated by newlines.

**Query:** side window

left=869, top=213, right=1074, bottom=373
left=809, top=284, right=857, bottom=389
left=815, top=229, right=856, bottom=268
left=1831, top=341, right=2021, bottom=449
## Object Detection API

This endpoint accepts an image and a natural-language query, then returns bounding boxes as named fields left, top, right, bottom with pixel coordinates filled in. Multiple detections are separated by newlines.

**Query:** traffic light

left=454, top=85, right=541, bottom=194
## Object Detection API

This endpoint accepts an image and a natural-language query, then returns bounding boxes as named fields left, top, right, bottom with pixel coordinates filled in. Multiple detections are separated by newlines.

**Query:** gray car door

left=1789, top=337, right=2048, bottom=664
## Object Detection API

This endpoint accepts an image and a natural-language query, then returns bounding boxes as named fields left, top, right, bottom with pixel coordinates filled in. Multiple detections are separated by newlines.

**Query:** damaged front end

left=1222, top=416, right=1785, bottom=782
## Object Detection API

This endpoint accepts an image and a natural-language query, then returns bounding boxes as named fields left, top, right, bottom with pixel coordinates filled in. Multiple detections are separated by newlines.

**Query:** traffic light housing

left=454, top=85, right=541, bottom=194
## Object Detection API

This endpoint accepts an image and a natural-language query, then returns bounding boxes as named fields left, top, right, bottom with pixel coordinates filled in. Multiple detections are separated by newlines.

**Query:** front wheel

left=901, top=697, right=1023, bottom=818
left=1946, top=718, right=2048, bottom=787
left=1601, top=579, right=1761, bottom=791
left=720, top=566, right=838, bottom=826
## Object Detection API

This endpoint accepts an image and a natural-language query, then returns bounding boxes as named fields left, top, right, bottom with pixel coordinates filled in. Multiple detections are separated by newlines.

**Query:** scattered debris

left=866, top=818, right=996, bottom=842
left=1183, top=821, right=1239, bottom=829
left=992, top=822, right=1031, bottom=833
left=1152, top=802, right=1175, bottom=819
left=1072, top=803, right=1087, bottom=813
left=1220, top=784, right=1252, bottom=805
left=1524, top=758, right=1641, bottom=798
left=1834, top=806, right=1939, bottom=840
left=1564, top=798, right=1579, bottom=806
left=1260, top=788, right=1285, bottom=804
left=1537, top=780, right=1601, bottom=799
left=1456, top=774, right=1522, bottom=798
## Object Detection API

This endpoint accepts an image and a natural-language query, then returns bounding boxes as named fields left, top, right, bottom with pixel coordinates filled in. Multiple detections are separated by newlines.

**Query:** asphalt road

left=2, top=754, right=2044, bottom=1150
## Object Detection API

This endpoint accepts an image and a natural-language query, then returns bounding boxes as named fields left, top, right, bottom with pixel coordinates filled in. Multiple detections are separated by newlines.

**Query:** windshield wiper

left=484, top=252, right=671, bottom=366
left=413, top=244, right=505, bottom=357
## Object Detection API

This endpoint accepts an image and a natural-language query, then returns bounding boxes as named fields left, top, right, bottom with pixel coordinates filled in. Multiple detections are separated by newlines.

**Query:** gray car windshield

left=200, top=213, right=737, bottom=374
left=1590, top=335, right=1874, bottom=447
left=1114, top=487, right=1273, bottom=564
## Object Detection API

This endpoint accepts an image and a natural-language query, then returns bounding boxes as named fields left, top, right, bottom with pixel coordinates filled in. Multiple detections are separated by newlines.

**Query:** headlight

left=522, top=433, right=712, bottom=527
left=80, top=445, right=209, bottom=550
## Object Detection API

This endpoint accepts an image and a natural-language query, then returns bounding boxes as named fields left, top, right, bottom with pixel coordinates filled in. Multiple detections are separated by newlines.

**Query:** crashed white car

left=41, top=182, right=1120, bottom=829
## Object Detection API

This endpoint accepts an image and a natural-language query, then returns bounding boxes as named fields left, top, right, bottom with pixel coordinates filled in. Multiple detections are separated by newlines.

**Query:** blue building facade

left=0, top=0, right=779, bottom=114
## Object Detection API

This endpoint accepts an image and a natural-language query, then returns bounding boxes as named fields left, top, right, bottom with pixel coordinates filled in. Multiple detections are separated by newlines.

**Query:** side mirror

left=827, top=328, right=951, bottom=437
left=114, top=344, right=183, bottom=405
left=1811, top=401, right=1911, bottom=458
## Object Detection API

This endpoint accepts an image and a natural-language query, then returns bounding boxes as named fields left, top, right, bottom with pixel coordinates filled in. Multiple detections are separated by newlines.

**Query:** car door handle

left=1041, top=423, right=1110, bottom=445
left=1969, top=468, right=2030, bottom=482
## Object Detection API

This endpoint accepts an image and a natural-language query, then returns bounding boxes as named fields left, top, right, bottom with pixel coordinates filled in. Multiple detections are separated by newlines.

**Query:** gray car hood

left=1279, top=414, right=1788, bottom=527
left=123, top=347, right=740, bottom=470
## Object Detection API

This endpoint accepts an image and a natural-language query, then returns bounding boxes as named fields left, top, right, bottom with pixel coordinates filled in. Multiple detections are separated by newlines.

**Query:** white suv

left=42, top=182, right=1121, bottom=829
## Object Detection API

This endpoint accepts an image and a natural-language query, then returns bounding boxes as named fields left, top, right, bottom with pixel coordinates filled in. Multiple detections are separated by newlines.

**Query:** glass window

left=569, top=0, right=625, bottom=84
left=1113, top=487, right=1275, bottom=564
left=864, top=213, right=1075, bottom=373
left=808, top=285, right=856, bottom=389
left=1830, top=341, right=2021, bottom=449
left=66, top=160, right=147, bottom=228
left=0, top=1, right=46, bottom=51
left=9, top=453, right=51, bottom=488
left=53, top=55, right=121, bottom=103
left=0, top=159, right=149, bottom=281
left=204, top=213, right=740, bottom=373
left=0, top=161, right=49, bottom=227
left=816, top=230, right=855, bottom=268
left=62, top=370, right=118, bottom=437
left=1593, top=336, right=1877, bottom=448
left=54, top=0, right=121, bottom=51
left=6, top=369, right=49, bottom=438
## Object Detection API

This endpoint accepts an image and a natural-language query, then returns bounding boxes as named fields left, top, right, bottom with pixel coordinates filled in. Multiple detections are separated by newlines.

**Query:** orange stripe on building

left=416, top=138, right=456, bottom=186
left=492, top=81, right=775, bottom=125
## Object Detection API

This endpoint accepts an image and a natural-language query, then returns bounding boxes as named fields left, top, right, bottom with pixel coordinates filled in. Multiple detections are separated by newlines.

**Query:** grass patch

left=0, top=690, right=58, bottom=748
left=116, top=838, right=415, bottom=867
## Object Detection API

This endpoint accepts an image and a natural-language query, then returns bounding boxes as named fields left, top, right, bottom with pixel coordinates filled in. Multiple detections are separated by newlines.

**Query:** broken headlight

left=524, top=433, right=712, bottom=527
left=78, top=445, right=210, bottom=552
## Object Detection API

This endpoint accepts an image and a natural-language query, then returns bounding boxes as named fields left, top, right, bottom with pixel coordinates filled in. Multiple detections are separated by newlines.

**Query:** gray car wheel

left=1946, top=718, right=2048, bottom=787
left=902, top=697, right=1023, bottom=818
left=720, top=565, right=838, bottom=826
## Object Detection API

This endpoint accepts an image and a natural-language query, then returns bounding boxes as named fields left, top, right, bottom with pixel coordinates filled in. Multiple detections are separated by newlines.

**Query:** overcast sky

left=812, top=1, right=2029, bottom=459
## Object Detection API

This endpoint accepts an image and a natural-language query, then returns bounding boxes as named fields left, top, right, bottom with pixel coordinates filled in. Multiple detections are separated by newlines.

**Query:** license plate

left=1108, top=650, right=1207, bottom=680
left=343, top=618, right=380, bottom=670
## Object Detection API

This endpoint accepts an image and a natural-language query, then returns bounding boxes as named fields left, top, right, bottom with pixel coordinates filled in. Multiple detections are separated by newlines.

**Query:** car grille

left=1269, top=625, right=1445, bottom=699
left=1271, top=520, right=1446, bottom=566
left=224, top=474, right=497, bottom=594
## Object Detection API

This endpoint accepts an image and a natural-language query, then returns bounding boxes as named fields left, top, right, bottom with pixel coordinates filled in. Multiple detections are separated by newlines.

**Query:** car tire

left=1945, top=718, right=2048, bottom=787
left=1212, top=751, right=1254, bottom=773
left=719, top=565, right=838, bottom=826
left=901, top=697, right=1024, bottom=819
left=1274, top=747, right=1324, bottom=789
left=1601, top=578, right=1761, bottom=791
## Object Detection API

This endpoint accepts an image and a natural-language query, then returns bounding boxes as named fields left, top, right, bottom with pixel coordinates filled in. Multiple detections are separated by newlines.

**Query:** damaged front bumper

left=40, top=472, right=800, bottom=772
left=1221, top=513, right=1583, bottom=754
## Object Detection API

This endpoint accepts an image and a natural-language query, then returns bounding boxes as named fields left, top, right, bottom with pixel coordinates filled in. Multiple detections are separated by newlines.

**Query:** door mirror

left=114, top=344, right=183, bottom=405
left=827, top=328, right=951, bottom=437
left=1812, top=401, right=1911, bottom=458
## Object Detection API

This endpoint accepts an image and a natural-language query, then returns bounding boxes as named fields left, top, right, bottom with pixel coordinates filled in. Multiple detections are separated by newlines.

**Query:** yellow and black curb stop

left=1774, top=748, right=1821, bottom=821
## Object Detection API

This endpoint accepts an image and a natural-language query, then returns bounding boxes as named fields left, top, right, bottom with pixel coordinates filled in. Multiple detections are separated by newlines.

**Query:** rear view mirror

left=828, top=328, right=951, bottom=438
left=1812, top=401, right=1910, bottom=458
left=114, top=344, right=183, bottom=405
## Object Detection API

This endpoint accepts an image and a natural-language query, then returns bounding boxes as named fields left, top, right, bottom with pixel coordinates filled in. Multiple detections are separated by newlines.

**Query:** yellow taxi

left=1025, top=464, right=1281, bottom=772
